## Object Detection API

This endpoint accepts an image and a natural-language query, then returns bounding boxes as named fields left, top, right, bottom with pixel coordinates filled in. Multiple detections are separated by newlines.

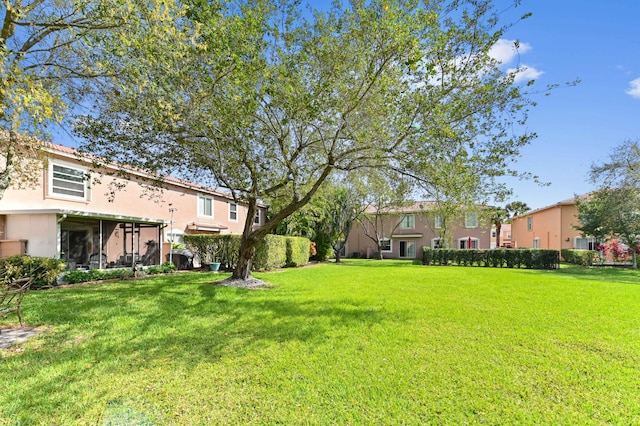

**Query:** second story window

left=434, top=214, right=442, bottom=229
left=400, top=214, right=415, bottom=229
left=198, top=195, right=213, bottom=218
left=465, top=212, right=478, bottom=228
left=254, top=210, right=261, bottom=225
left=50, top=162, right=87, bottom=200
left=229, top=202, right=238, bottom=221
left=527, top=216, right=533, bottom=231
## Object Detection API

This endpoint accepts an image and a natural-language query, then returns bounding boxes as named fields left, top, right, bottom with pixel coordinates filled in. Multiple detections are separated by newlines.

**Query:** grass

left=2, top=260, right=640, bottom=424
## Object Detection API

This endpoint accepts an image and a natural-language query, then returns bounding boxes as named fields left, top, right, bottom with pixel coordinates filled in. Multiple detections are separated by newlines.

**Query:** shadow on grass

left=1, top=271, right=389, bottom=422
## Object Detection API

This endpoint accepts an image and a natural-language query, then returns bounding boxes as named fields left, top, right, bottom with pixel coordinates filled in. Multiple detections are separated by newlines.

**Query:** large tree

left=577, top=140, right=640, bottom=269
left=74, top=0, right=542, bottom=280
left=0, top=0, right=177, bottom=198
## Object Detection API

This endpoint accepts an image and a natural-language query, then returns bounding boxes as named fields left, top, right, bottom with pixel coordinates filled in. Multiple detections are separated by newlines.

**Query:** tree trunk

left=495, top=223, right=502, bottom=247
left=233, top=241, right=255, bottom=279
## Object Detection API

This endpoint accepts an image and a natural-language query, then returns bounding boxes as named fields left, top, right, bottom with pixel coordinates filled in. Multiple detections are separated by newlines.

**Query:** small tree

left=358, top=172, right=413, bottom=259
left=489, top=207, right=510, bottom=248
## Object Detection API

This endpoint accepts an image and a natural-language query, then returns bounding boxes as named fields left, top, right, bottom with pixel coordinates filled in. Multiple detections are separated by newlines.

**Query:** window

left=491, top=230, right=497, bottom=238
left=458, top=237, right=479, bottom=249
left=431, top=238, right=443, bottom=249
left=254, top=210, right=261, bottom=225
left=379, top=238, right=392, bottom=252
left=50, top=163, right=87, bottom=200
left=399, top=214, right=415, bottom=229
left=198, top=195, right=213, bottom=217
left=434, top=214, right=442, bottom=229
left=465, top=212, right=478, bottom=228
left=574, top=236, right=597, bottom=250
left=532, top=238, right=540, bottom=249
left=399, top=241, right=416, bottom=258
left=527, top=216, right=533, bottom=231
left=166, top=231, right=184, bottom=245
left=229, top=202, right=238, bottom=221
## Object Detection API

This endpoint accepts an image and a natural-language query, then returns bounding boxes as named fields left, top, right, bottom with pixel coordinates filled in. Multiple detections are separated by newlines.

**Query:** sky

left=485, top=0, right=640, bottom=210
left=51, top=0, right=640, bottom=211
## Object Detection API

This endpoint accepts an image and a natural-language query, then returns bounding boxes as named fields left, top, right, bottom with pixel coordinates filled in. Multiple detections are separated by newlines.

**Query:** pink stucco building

left=510, top=197, right=591, bottom=251
left=0, top=141, right=266, bottom=270
left=345, top=202, right=492, bottom=259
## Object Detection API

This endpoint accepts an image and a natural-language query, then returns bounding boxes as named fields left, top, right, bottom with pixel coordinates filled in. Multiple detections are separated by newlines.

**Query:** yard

left=1, top=260, right=640, bottom=424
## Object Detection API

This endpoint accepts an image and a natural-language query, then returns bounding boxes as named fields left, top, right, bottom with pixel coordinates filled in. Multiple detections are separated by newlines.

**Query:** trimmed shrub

left=561, top=249, right=594, bottom=266
left=286, top=236, right=311, bottom=267
left=422, top=248, right=559, bottom=269
left=185, top=234, right=310, bottom=271
left=0, top=256, right=66, bottom=288
left=254, top=235, right=287, bottom=271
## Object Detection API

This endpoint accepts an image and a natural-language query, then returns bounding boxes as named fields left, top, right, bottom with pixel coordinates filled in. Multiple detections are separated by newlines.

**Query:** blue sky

left=491, top=0, right=640, bottom=209
left=53, top=1, right=639, bottom=210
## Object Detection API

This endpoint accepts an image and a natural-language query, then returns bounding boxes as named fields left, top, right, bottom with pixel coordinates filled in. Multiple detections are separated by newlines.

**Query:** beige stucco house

left=510, top=196, right=592, bottom=251
left=0, top=141, right=267, bottom=270
left=345, top=202, right=492, bottom=260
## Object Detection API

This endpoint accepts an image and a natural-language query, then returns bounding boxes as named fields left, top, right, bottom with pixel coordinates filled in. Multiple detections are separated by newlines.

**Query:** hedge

left=422, top=248, right=560, bottom=269
left=0, top=256, right=66, bottom=289
left=561, top=249, right=595, bottom=266
left=184, top=234, right=310, bottom=271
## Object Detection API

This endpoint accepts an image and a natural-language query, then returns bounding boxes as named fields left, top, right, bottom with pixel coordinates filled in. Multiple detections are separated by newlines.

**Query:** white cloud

left=489, top=39, right=532, bottom=64
left=626, top=78, right=640, bottom=98
left=507, top=65, right=544, bottom=83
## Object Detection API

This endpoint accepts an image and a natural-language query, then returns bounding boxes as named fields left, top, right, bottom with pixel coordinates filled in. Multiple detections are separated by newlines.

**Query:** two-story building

left=510, top=196, right=592, bottom=251
left=345, top=202, right=492, bottom=259
left=0, top=141, right=267, bottom=270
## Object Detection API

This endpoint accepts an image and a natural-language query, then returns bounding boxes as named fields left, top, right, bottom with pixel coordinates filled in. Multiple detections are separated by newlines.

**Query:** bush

left=254, top=235, right=287, bottom=271
left=63, top=268, right=135, bottom=284
left=561, top=249, right=594, bottom=266
left=422, top=248, right=559, bottom=269
left=286, top=236, right=311, bottom=267
left=185, top=234, right=310, bottom=271
left=0, top=256, right=66, bottom=288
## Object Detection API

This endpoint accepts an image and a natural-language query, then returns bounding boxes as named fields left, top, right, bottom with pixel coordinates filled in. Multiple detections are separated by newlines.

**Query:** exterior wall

left=511, top=204, right=582, bottom=251
left=346, top=210, right=491, bottom=259
left=5, top=214, right=58, bottom=257
left=0, top=144, right=267, bottom=263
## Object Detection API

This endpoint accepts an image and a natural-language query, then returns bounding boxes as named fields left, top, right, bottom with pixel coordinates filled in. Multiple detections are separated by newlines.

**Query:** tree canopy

left=576, top=140, right=640, bottom=268
left=0, top=0, right=179, bottom=197
left=73, top=0, right=544, bottom=279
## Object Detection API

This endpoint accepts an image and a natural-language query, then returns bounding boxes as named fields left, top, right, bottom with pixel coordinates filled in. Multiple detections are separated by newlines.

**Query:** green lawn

left=2, top=260, right=640, bottom=424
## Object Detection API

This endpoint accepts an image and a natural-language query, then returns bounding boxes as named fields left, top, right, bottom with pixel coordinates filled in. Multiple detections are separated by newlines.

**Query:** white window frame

left=574, top=236, right=597, bottom=250
left=399, top=214, right=415, bottom=230
left=197, top=195, right=214, bottom=218
left=527, top=216, right=533, bottom=232
left=465, top=212, right=478, bottom=228
left=434, top=214, right=442, bottom=229
left=533, top=237, right=540, bottom=249
left=48, top=161, right=89, bottom=201
left=458, top=237, right=480, bottom=249
left=399, top=240, right=416, bottom=258
left=229, top=202, right=238, bottom=222
left=431, top=238, right=443, bottom=249
left=254, top=210, right=261, bottom=225
left=379, top=238, right=392, bottom=253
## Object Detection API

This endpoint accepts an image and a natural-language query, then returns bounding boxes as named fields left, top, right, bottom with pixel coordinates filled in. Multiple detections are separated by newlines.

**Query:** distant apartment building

left=345, top=202, right=492, bottom=259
